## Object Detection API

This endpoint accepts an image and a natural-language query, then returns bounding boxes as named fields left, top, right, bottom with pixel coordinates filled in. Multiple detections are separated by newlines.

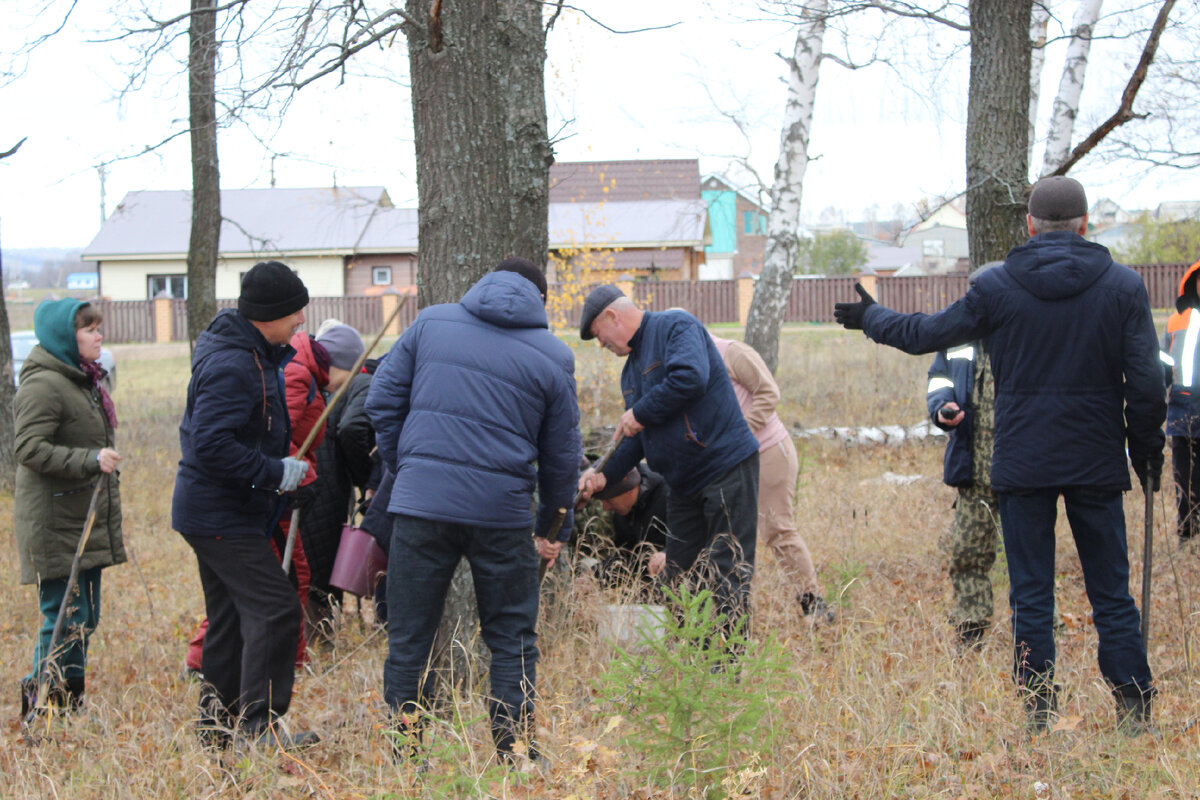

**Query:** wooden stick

left=280, top=296, right=409, bottom=573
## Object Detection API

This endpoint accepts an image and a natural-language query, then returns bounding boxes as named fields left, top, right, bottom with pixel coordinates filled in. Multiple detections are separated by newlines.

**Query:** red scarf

left=81, top=360, right=118, bottom=430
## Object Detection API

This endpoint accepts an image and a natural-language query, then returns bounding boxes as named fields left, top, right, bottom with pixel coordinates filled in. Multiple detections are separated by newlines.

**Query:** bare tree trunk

left=1028, top=1, right=1051, bottom=168
left=966, top=0, right=1033, bottom=271
left=1040, top=0, right=1103, bottom=176
left=744, top=0, right=827, bottom=373
left=405, top=0, right=551, bottom=309
left=186, top=0, right=220, bottom=341
left=402, top=0, right=552, bottom=691
left=0, top=225, right=15, bottom=491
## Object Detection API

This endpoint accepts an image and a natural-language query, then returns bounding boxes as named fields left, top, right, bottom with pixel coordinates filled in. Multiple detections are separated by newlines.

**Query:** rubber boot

left=1114, top=688, right=1157, bottom=736
left=388, top=713, right=425, bottom=765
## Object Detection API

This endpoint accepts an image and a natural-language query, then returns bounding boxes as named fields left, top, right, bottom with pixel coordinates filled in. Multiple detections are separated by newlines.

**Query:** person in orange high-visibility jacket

left=1160, top=257, right=1200, bottom=545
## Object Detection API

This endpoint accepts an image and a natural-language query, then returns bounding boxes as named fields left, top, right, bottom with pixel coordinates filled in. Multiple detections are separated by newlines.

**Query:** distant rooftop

left=550, top=159, right=700, bottom=203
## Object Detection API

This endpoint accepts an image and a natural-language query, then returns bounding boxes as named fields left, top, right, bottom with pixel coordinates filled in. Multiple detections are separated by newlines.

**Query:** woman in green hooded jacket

left=14, top=298, right=124, bottom=718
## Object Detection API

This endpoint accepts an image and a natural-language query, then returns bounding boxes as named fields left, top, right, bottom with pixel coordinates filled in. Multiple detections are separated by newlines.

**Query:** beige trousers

left=758, top=437, right=821, bottom=597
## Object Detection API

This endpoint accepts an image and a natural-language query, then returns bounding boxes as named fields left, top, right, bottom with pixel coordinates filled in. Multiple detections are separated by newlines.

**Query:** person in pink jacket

left=710, top=334, right=835, bottom=624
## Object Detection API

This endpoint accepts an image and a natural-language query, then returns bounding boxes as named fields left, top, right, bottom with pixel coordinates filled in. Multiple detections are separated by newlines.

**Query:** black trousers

left=1173, top=435, right=1200, bottom=540
left=183, top=534, right=301, bottom=733
left=662, top=453, right=759, bottom=636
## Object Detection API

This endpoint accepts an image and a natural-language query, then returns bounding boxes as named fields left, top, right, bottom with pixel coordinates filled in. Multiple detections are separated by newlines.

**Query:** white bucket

left=598, top=604, right=667, bottom=646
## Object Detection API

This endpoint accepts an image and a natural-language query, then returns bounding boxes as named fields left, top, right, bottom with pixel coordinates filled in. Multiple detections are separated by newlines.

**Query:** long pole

left=1141, top=474, right=1154, bottom=650
left=281, top=297, right=407, bottom=574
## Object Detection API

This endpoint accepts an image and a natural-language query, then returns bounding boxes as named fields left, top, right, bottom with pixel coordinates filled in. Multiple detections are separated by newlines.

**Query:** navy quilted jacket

left=365, top=271, right=581, bottom=540
left=864, top=232, right=1165, bottom=493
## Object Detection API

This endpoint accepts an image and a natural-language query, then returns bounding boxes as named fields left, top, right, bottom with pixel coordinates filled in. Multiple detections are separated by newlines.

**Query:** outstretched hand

left=833, top=283, right=876, bottom=330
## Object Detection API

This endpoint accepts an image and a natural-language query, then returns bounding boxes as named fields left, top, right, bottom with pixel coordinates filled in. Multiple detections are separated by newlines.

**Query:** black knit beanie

left=238, top=261, right=309, bottom=321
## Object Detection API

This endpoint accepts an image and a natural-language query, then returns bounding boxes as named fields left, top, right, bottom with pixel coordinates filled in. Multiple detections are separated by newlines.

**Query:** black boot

left=64, top=677, right=85, bottom=712
left=19, top=678, right=37, bottom=721
left=1114, top=687, right=1157, bottom=736
left=1023, top=681, right=1058, bottom=734
left=799, top=593, right=837, bottom=625
left=493, top=716, right=545, bottom=768
left=955, top=621, right=988, bottom=652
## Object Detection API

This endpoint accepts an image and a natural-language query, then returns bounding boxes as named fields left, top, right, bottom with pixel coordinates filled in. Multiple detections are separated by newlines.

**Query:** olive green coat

left=14, top=345, right=124, bottom=584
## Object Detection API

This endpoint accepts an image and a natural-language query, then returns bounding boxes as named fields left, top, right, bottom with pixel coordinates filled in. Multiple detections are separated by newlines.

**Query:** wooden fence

left=94, top=263, right=1192, bottom=343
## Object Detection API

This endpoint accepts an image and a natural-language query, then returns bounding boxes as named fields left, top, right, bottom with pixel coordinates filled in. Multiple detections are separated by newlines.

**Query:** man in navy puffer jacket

left=835, top=176, right=1165, bottom=735
left=365, top=259, right=580, bottom=763
left=577, top=286, right=760, bottom=643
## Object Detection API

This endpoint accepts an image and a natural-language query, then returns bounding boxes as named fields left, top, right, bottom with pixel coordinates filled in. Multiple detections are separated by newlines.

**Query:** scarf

left=81, top=360, right=118, bottom=430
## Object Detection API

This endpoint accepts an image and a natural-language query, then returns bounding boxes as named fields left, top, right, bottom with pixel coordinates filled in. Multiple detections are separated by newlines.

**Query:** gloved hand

left=1131, top=449, right=1163, bottom=493
left=279, top=457, right=310, bottom=492
left=833, top=283, right=876, bottom=330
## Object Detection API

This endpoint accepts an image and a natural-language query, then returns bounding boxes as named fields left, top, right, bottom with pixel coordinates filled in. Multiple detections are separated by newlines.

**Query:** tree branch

left=1050, top=0, right=1178, bottom=176
left=0, top=137, right=28, bottom=160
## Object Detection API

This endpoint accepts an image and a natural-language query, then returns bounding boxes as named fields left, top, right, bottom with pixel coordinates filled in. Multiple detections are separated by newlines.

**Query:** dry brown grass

left=3, top=325, right=1200, bottom=798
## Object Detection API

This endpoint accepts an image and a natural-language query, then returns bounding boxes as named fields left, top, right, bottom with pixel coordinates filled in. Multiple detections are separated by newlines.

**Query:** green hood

left=33, top=298, right=84, bottom=368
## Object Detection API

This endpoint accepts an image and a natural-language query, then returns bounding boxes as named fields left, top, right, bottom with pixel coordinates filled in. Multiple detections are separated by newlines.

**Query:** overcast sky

left=2, top=0, right=1198, bottom=251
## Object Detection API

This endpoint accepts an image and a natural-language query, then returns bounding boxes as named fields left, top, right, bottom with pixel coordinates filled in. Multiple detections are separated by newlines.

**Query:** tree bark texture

left=1028, top=1, right=1051, bottom=169
left=405, top=0, right=552, bottom=309
left=966, top=0, right=1033, bottom=271
left=744, top=0, right=827, bottom=373
left=1040, top=0, right=1103, bottom=176
left=186, top=0, right=221, bottom=342
left=0, top=230, right=15, bottom=491
left=402, top=0, right=553, bottom=687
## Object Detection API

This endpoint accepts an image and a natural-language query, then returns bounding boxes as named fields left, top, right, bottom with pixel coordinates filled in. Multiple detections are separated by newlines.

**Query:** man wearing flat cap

left=833, top=176, right=1165, bottom=736
left=173, top=260, right=317, bottom=749
left=577, top=287, right=760, bottom=643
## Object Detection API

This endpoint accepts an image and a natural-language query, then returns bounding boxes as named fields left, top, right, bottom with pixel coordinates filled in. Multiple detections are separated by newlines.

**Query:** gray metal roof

left=83, top=186, right=400, bottom=258
left=84, top=187, right=707, bottom=258
left=549, top=199, right=709, bottom=248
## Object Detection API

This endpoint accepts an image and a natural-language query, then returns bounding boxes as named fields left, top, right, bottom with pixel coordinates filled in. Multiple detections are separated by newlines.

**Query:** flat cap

left=580, top=284, right=625, bottom=340
left=1028, top=176, right=1088, bottom=221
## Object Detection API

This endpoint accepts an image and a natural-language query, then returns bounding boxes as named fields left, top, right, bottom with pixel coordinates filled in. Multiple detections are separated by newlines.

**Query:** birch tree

left=1039, top=0, right=1103, bottom=175
left=744, top=0, right=828, bottom=373
left=1028, top=1, right=1050, bottom=166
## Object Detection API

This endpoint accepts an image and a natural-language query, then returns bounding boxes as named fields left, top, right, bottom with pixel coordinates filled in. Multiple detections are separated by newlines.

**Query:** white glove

left=279, top=457, right=310, bottom=492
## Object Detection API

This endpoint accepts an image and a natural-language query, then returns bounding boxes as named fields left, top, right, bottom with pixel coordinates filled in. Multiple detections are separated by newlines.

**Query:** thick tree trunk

left=966, top=0, right=1033, bottom=271
left=0, top=229, right=15, bottom=491
left=405, top=0, right=551, bottom=308
left=744, top=0, right=827, bottom=373
left=186, top=0, right=220, bottom=341
left=1040, top=0, right=1103, bottom=176
left=402, top=0, right=552, bottom=693
left=1028, top=2, right=1051, bottom=168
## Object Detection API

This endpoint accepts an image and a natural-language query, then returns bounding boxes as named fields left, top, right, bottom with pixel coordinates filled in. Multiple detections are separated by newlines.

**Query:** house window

left=148, top=274, right=187, bottom=299
left=743, top=211, right=754, bottom=234
left=922, top=239, right=945, bottom=257
left=372, top=266, right=393, bottom=286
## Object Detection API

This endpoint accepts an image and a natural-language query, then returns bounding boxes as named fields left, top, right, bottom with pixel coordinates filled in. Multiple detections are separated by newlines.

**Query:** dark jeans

left=662, top=453, right=759, bottom=635
left=384, top=514, right=539, bottom=745
left=1172, top=435, right=1200, bottom=540
left=998, top=489, right=1151, bottom=695
left=183, top=534, right=301, bottom=733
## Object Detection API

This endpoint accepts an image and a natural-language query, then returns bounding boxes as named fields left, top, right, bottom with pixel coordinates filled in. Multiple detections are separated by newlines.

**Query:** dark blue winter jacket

left=863, top=231, right=1165, bottom=493
left=172, top=309, right=295, bottom=537
left=926, top=345, right=977, bottom=487
left=602, top=310, right=759, bottom=493
left=364, top=271, right=581, bottom=540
